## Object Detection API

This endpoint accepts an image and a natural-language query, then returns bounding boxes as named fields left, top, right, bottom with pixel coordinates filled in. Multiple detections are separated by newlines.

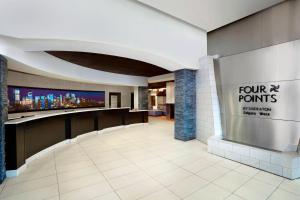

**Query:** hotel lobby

left=0, top=0, right=300, bottom=199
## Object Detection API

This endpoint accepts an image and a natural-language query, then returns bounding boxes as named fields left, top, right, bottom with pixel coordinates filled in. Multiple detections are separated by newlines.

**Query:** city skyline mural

left=8, top=86, right=105, bottom=113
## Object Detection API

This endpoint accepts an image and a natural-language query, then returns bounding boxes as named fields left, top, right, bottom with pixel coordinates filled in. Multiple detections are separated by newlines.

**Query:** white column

left=196, top=56, right=222, bottom=143
left=166, top=82, right=175, bottom=104
left=134, top=86, right=139, bottom=109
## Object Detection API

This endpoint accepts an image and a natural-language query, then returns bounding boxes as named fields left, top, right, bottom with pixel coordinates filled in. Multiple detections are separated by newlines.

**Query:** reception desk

left=5, top=108, right=148, bottom=172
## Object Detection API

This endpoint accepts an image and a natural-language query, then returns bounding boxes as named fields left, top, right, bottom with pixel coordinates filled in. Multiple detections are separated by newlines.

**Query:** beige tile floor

left=0, top=117, right=299, bottom=200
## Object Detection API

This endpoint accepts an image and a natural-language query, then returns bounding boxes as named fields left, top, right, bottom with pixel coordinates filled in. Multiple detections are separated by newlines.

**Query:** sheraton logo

left=238, top=85, right=280, bottom=103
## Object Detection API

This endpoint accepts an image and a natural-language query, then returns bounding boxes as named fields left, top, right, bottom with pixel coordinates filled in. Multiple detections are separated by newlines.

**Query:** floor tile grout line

left=214, top=173, right=253, bottom=195
left=95, top=161, right=136, bottom=173
left=265, top=178, right=286, bottom=200
left=65, top=140, right=294, bottom=200
left=2, top=173, right=56, bottom=189
left=275, top=175, right=300, bottom=196
left=178, top=163, right=236, bottom=199
left=93, top=154, right=149, bottom=181
left=228, top=170, right=260, bottom=200
left=235, top=170, right=298, bottom=198
left=1, top=154, right=57, bottom=188
left=4, top=118, right=299, bottom=200
left=0, top=183, right=59, bottom=199
left=168, top=153, right=285, bottom=200
left=57, top=170, right=105, bottom=185
left=68, top=122, right=300, bottom=198
left=274, top=186, right=300, bottom=197
left=101, top=130, right=168, bottom=194
left=160, top=163, right=212, bottom=194
left=53, top=149, right=61, bottom=200
left=0, top=154, right=60, bottom=199
left=141, top=145, right=228, bottom=199
left=224, top=194, right=247, bottom=200
left=147, top=141, right=240, bottom=198
left=77, top=141, right=123, bottom=200
left=56, top=163, right=98, bottom=175
left=162, top=154, right=267, bottom=199
left=216, top=169, right=265, bottom=200
left=53, top=143, right=111, bottom=198
left=231, top=193, right=247, bottom=200
left=106, top=137, right=183, bottom=200
left=8, top=126, right=135, bottom=196
left=0, top=176, right=8, bottom=196
left=108, top=124, right=196, bottom=199
left=76, top=130, right=263, bottom=199
left=55, top=163, right=95, bottom=175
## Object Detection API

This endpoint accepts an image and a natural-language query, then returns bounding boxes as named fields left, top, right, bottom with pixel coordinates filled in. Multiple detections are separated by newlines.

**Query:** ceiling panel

left=137, top=0, right=285, bottom=31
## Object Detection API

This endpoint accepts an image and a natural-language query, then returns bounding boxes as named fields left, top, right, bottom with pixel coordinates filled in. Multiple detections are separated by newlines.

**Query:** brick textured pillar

left=175, top=69, right=196, bottom=141
left=0, top=55, right=7, bottom=182
left=138, top=86, right=148, bottom=110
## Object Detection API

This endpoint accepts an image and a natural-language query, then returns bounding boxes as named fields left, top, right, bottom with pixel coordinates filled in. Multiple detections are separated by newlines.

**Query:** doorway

left=109, top=92, right=121, bottom=108
left=131, top=93, right=134, bottom=109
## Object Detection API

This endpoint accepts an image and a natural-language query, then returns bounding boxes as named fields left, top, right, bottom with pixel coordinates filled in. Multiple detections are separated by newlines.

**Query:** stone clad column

left=0, top=55, right=7, bottom=182
left=175, top=69, right=196, bottom=141
left=138, top=86, right=148, bottom=110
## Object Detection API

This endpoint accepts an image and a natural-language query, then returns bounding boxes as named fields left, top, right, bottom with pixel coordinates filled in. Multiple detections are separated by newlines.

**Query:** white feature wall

left=196, top=56, right=222, bottom=143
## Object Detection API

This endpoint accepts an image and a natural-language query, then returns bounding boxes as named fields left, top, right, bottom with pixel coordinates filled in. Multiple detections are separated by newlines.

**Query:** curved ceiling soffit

left=0, top=38, right=148, bottom=86
left=4, top=36, right=196, bottom=71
